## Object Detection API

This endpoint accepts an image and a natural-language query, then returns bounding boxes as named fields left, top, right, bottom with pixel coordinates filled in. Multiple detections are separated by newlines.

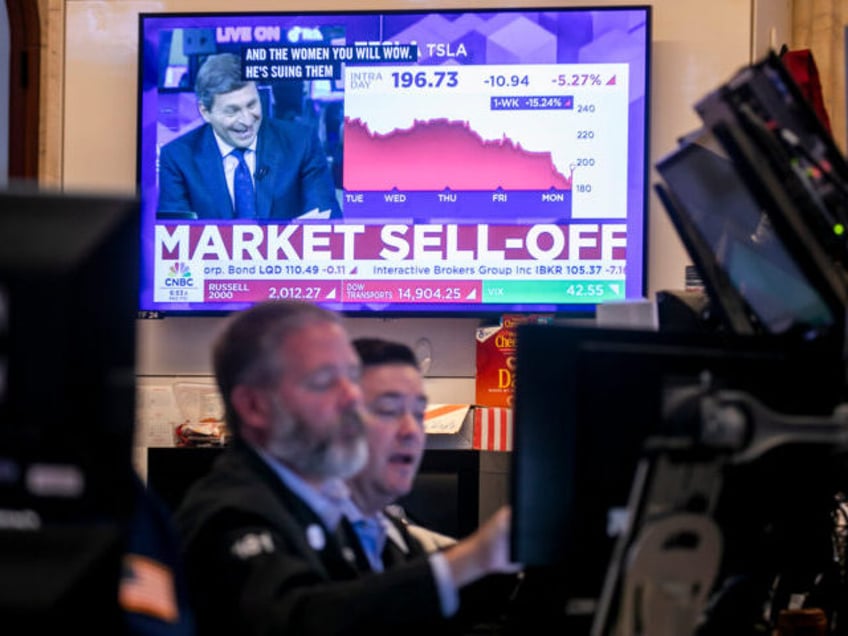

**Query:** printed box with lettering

left=475, top=313, right=553, bottom=408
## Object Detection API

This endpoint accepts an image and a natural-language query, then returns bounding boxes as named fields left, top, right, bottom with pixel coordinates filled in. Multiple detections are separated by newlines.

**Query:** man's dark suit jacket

left=157, top=118, right=341, bottom=220
left=174, top=441, right=459, bottom=636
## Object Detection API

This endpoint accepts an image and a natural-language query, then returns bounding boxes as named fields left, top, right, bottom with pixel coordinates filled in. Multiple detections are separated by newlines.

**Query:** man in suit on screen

left=157, top=53, right=341, bottom=221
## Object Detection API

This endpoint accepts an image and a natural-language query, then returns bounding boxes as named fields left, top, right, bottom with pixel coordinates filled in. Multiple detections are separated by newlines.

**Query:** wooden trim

left=6, top=0, right=40, bottom=180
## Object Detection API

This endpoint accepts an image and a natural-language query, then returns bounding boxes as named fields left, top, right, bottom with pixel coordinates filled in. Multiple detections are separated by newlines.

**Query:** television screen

left=137, top=7, right=651, bottom=316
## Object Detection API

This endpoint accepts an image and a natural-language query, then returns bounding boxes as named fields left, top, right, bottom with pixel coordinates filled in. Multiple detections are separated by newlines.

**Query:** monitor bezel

left=136, top=6, right=652, bottom=319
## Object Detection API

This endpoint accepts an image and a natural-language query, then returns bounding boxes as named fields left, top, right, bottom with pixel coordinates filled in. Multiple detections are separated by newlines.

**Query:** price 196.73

left=391, top=70, right=459, bottom=88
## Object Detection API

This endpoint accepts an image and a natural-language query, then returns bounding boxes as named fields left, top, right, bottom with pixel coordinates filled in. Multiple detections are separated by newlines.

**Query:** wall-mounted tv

left=137, top=6, right=651, bottom=316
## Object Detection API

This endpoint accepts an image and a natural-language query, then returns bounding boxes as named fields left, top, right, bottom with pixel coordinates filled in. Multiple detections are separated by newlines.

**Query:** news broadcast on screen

left=136, top=7, right=650, bottom=316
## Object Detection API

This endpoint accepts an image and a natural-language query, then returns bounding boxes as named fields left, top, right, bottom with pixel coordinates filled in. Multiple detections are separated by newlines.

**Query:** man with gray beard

left=173, top=300, right=519, bottom=636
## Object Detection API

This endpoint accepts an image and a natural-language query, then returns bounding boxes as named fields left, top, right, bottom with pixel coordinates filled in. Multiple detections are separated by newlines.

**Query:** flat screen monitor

left=0, top=188, right=140, bottom=630
left=0, top=188, right=140, bottom=522
left=509, top=322, right=846, bottom=631
left=136, top=7, right=651, bottom=317
left=696, top=52, right=848, bottom=270
left=655, top=129, right=841, bottom=340
left=662, top=53, right=848, bottom=351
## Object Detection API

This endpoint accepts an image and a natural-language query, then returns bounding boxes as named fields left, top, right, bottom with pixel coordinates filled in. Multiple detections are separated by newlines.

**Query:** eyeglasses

left=302, top=365, right=362, bottom=393
left=366, top=394, right=428, bottom=425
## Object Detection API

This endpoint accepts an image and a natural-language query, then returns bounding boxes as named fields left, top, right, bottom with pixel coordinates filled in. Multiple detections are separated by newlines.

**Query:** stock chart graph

left=342, top=63, right=629, bottom=220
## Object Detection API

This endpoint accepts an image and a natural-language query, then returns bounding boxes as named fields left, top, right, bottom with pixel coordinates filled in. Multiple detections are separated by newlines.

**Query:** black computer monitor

left=655, top=129, right=841, bottom=340
left=0, top=188, right=140, bottom=629
left=509, top=322, right=846, bottom=632
left=656, top=53, right=848, bottom=352
left=0, top=187, right=140, bottom=520
left=696, top=52, right=848, bottom=271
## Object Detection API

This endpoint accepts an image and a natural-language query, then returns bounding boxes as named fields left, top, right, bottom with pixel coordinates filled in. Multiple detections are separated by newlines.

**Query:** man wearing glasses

left=173, top=301, right=519, bottom=636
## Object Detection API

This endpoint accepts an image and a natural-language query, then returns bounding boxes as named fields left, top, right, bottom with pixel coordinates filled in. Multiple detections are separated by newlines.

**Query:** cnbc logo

left=165, top=262, right=194, bottom=287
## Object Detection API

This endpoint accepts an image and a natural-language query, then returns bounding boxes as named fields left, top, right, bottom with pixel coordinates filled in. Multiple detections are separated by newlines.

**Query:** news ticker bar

left=204, top=279, right=625, bottom=303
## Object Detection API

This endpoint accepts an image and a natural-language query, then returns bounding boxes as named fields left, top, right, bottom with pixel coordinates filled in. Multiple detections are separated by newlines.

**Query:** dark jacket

left=174, top=441, right=463, bottom=636
left=158, top=118, right=341, bottom=220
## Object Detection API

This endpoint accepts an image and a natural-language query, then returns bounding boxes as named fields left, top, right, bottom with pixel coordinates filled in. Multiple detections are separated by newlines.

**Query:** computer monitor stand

left=593, top=382, right=848, bottom=636
left=593, top=453, right=723, bottom=636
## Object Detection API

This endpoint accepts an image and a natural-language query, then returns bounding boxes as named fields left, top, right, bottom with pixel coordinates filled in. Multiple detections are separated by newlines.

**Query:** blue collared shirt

left=253, top=447, right=459, bottom=616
